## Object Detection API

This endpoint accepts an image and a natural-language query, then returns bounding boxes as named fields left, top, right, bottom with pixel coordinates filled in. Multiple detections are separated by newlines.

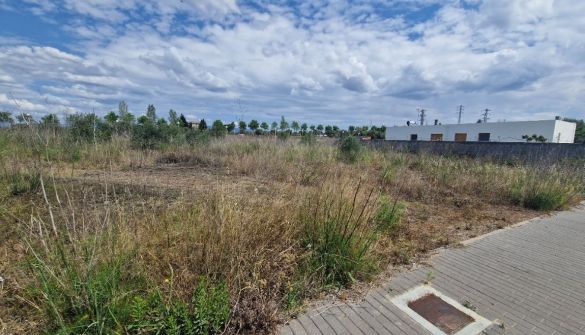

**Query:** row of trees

left=0, top=102, right=388, bottom=139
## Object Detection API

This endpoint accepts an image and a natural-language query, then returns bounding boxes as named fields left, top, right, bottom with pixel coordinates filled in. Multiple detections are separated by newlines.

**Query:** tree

left=104, top=111, right=118, bottom=124
left=316, top=124, right=324, bottom=134
left=41, top=113, right=60, bottom=126
left=325, top=125, right=334, bottom=137
left=300, top=123, right=308, bottom=135
left=226, top=122, right=236, bottom=133
left=146, top=104, right=157, bottom=122
left=238, top=120, right=247, bottom=134
left=291, top=121, right=300, bottom=134
left=0, top=111, right=14, bottom=124
left=210, top=120, right=226, bottom=137
left=260, top=122, right=269, bottom=133
left=198, top=119, right=208, bottom=130
left=67, top=113, right=112, bottom=143
left=117, top=101, right=134, bottom=134
left=522, top=134, right=547, bottom=143
left=332, top=125, right=340, bottom=137
left=310, top=125, right=316, bottom=134
left=248, top=119, right=259, bottom=132
left=271, top=121, right=278, bottom=134
left=16, top=113, right=35, bottom=124
left=279, top=116, right=289, bottom=132
left=179, top=114, right=189, bottom=128
left=348, top=125, right=355, bottom=135
left=168, top=109, right=178, bottom=126
left=137, top=115, right=150, bottom=125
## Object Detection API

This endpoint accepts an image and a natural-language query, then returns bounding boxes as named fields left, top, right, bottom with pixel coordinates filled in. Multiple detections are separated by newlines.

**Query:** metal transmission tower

left=417, top=108, right=426, bottom=126
left=458, top=105, right=464, bottom=124
left=482, top=108, right=491, bottom=123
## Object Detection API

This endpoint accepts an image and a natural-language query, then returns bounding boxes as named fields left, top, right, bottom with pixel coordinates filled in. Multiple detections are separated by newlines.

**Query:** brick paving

left=281, top=203, right=585, bottom=335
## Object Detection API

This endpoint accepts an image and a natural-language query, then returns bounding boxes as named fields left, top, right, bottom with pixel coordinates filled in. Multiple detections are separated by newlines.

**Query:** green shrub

left=277, top=131, right=290, bottom=141
left=301, top=185, right=378, bottom=287
left=186, top=129, right=211, bottom=145
left=129, top=277, right=230, bottom=335
left=511, top=174, right=574, bottom=211
left=131, top=122, right=169, bottom=149
left=67, top=113, right=113, bottom=143
left=210, top=120, right=227, bottom=138
left=374, top=196, right=403, bottom=233
left=8, top=170, right=41, bottom=196
left=338, top=136, right=362, bottom=163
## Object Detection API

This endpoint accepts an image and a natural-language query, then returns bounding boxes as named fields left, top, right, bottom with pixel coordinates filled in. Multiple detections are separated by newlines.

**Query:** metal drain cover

left=390, top=285, right=492, bottom=335
left=408, top=293, right=474, bottom=334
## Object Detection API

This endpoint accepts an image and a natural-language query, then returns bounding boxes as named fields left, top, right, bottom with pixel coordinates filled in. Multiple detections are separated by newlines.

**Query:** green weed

left=338, top=136, right=362, bottom=163
left=374, top=196, right=403, bottom=233
left=301, top=181, right=379, bottom=287
left=129, top=278, right=230, bottom=335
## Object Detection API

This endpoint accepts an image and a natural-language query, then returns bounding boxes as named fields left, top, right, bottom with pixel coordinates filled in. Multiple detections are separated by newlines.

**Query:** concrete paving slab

left=280, top=203, right=585, bottom=334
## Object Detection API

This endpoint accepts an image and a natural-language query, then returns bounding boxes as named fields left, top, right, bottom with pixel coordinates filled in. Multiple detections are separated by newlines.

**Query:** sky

left=0, top=0, right=584, bottom=127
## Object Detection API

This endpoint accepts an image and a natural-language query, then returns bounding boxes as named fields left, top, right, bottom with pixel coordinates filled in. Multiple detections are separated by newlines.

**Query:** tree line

left=0, top=101, right=388, bottom=146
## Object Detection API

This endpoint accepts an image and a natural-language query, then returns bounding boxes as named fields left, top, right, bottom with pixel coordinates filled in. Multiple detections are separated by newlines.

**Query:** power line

left=458, top=105, right=464, bottom=124
left=417, top=107, right=426, bottom=126
left=482, top=108, right=491, bottom=123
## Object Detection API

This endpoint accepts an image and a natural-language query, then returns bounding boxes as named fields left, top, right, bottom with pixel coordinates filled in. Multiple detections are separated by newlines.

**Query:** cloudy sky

left=0, top=0, right=583, bottom=126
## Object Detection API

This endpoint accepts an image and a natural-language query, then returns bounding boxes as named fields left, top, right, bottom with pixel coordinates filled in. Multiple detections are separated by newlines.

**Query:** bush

left=131, top=122, right=168, bottom=149
left=301, top=183, right=378, bottom=287
left=210, top=120, right=227, bottom=138
left=186, top=129, right=211, bottom=146
left=511, top=174, right=574, bottom=210
left=338, top=136, right=362, bottom=163
left=67, top=113, right=112, bottom=143
left=129, top=278, right=230, bottom=335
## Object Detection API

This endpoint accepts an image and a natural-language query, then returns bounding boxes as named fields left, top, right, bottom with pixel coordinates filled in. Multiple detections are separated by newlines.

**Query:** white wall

left=385, top=120, right=576, bottom=143
left=553, top=121, right=577, bottom=143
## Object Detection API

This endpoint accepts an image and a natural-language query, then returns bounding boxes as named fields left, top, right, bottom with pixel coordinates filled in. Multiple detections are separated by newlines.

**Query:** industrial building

left=385, top=119, right=576, bottom=143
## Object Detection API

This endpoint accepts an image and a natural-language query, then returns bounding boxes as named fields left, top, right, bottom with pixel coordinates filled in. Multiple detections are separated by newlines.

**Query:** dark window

left=410, top=134, right=418, bottom=141
left=478, top=133, right=490, bottom=142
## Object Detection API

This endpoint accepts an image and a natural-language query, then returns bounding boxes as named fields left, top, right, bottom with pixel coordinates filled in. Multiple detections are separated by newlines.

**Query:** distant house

left=385, top=119, right=577, bottom=143
left=188, top=121, right=200, bottom=129
left=0, top=122, right=11, bottom=129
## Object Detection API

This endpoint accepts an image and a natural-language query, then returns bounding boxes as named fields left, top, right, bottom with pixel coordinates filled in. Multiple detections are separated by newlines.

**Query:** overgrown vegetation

left=0, top=119, right=583, bottom=334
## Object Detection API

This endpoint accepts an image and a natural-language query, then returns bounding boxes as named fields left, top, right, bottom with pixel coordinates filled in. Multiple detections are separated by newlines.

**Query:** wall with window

left=385, top=120, right=576, bottom=143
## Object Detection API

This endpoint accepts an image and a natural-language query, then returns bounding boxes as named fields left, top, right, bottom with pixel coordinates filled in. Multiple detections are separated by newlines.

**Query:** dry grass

left=0, top=130, right=583, bottom=334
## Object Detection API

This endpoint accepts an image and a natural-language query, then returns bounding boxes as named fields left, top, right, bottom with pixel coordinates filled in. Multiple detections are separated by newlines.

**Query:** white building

left=385, top=119, right=576, bottom=143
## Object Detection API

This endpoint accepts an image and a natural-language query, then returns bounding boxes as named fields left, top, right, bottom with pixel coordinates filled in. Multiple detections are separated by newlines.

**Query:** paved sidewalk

left=281, top=203, right=585, bottom=335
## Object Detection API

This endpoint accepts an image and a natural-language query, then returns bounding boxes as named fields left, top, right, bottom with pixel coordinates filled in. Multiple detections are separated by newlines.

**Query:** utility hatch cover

left=390, top=285, right=492, bottom=335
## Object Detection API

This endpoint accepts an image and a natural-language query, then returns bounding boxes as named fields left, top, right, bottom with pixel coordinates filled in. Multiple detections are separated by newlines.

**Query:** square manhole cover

left=408, top=293, right=474, bottom=334
left=390, top=285, right=492, bottom=335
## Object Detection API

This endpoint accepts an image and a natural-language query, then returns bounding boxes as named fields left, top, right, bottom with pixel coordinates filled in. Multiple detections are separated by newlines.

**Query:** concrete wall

left=385, top=120, right=576, bottom=143
left=368, top=140, right=585, bottom=163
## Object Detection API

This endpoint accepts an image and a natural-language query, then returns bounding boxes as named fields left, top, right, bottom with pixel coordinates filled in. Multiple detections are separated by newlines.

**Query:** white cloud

left=1, top=0, right=584, bottom=125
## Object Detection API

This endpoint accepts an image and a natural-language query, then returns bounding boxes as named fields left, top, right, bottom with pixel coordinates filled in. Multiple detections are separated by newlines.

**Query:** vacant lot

left=1, top=128, right=583, bottom=334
